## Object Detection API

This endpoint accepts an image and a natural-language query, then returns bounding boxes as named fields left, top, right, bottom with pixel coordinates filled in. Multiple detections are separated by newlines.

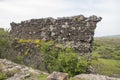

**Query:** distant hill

left=94, top=34, right=120, bottom=48
left=96, top=34, right=120, bottom=38
left=110, top=34, right=120, bottom=37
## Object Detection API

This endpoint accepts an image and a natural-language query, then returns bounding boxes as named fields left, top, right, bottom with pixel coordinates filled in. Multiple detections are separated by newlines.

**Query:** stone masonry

left=10, top=15, right=102, bottom=54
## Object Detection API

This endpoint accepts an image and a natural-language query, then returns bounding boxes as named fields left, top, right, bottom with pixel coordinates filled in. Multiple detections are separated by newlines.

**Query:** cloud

left=0, top=0, right=120, bottom=36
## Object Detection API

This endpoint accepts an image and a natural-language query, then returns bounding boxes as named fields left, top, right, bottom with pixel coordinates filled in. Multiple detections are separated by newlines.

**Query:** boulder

left=73, top=74, right=120, bottom=80
left=47, top=71, right=68, bottom=80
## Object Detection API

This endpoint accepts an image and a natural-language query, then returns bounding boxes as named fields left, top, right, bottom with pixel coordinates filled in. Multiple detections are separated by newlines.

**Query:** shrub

left=57, top=52, right=89, bottom=76
left=40, top=41, right=89, bottom=77
left=0, top=28, right=13, bottom=58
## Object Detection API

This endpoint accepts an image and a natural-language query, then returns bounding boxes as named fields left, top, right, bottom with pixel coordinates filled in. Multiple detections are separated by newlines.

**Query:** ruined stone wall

left=10, top=15, right=102, bottom=54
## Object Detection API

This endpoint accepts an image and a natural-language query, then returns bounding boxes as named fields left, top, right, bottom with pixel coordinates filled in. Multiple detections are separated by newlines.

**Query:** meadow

left=91, top=36, right=120, bottom=77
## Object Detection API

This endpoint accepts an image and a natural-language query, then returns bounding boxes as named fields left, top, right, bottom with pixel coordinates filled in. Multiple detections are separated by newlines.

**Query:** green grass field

left=91, top=36, right=120, bottom=77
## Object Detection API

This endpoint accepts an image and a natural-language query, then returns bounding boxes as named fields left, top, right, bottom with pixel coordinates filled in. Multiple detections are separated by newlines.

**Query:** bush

left=57, top=52, right=89, bottom=76
left=40, top=41, right=89, bottom=77
left=0, top=28, right=12, bottom=58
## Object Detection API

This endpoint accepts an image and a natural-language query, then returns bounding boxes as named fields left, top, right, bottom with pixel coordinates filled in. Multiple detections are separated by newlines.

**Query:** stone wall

left=10, top=15, right=102, bottom=54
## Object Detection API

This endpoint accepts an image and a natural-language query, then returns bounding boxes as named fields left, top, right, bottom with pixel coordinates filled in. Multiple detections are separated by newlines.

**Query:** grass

left=38, top=74, right=48, bottom=80
left=93, top=37, right=120, bottom=60
left=91, top=58, right=120, bottom=76
left=92, top=37, right=120, bottom=77
left=94, top=37, right=120, bottom=47
left=28, top=73, right=48, bottom=80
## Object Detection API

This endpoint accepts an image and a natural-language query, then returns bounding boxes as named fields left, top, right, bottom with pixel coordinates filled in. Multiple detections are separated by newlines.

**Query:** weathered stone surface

left=73, top=74, right=120, bottom=80
left=11, top=42, right=44, bottom=70
left=7, top=73, right=31, bottom=80
left=10, top=15, right=102, bottom=54
left=0, top=59, right=49, bottom=80
left=47, top=71, right=68, bottom=80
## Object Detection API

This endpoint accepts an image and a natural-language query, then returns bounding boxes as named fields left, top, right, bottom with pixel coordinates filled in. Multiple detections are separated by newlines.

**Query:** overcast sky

left=0, top=0, right=120, bottom=37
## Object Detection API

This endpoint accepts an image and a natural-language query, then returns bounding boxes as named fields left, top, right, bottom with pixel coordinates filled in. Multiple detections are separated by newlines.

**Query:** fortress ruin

left=10, top=15, right=102, bottom=54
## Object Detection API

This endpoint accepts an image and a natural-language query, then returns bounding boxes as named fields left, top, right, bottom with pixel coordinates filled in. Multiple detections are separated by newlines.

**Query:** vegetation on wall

left=18, top=39, right=89, bottom=77
left=39, top=41, right=89, bottom=76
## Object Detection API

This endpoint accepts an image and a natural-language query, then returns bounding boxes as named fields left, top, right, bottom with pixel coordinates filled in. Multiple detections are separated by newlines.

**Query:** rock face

left=47, top=71, right=68, bottom=80
left=10, top=41, right=44, bottom=70
left=0, top=59, right=48, bottom=80
left=73, top=74, right=120, bottom=80
left=10, top=15, right=102, bottom=54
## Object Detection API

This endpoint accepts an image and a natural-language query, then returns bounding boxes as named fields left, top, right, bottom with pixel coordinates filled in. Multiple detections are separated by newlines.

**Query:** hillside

left=98, top=35, right=120, bottom=38
left=91, top=36, right=120, bottom=77
left=95, top=35, right=120, bottom=47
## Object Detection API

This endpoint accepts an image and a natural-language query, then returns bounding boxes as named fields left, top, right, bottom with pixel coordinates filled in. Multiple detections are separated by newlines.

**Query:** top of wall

left=11, top=15, right=102, bottom=26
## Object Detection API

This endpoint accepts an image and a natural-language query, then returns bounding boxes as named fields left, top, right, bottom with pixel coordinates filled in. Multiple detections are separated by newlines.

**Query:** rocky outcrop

left=10, top=15, right=102, bottom=54
left=0, top=59, right=48, bottom=80
left=47, top=72, right=120, bottom=80
left=73, top=74, right=120, bottom=80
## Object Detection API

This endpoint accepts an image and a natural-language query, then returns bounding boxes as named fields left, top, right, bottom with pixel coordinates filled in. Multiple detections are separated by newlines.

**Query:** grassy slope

left=94, top=37, right=120, bottom=47
left=91, top=36, right=120, bottom=77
